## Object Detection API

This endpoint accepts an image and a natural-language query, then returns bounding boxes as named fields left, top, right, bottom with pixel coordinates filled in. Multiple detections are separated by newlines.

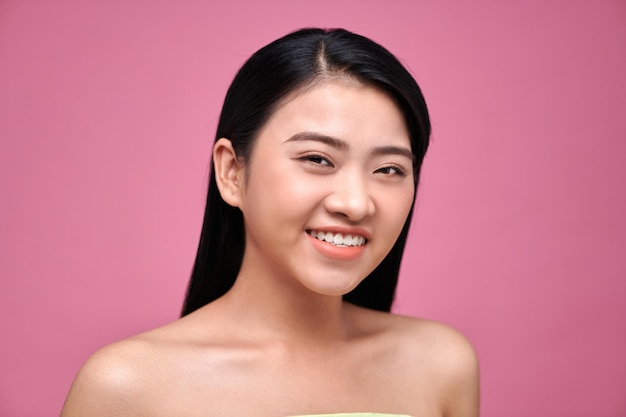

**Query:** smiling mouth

left=306, top=230, right=367, bottom=247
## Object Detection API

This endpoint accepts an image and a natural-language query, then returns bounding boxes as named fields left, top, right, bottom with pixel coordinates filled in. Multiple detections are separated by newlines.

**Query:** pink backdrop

left=1, top=1, right=625, bottom=416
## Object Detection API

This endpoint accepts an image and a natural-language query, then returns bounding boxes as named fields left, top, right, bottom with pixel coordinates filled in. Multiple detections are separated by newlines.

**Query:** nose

left=323, top=171, right=375, bottom=221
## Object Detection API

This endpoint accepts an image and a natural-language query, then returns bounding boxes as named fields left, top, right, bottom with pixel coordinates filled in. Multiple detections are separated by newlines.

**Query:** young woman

left=61, top=28, right=479, bottom=417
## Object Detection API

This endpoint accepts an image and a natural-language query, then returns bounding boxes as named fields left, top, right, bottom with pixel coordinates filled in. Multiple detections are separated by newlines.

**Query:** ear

left=213, top=138, right=245, bottom=208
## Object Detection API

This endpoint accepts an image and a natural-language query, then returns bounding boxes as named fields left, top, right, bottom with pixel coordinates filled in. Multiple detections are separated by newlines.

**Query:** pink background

left=1, top=1, right=625, bottom=416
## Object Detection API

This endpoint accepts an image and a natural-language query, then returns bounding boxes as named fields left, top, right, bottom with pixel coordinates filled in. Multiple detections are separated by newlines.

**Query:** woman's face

left=236, top=79, right=415, bottom=297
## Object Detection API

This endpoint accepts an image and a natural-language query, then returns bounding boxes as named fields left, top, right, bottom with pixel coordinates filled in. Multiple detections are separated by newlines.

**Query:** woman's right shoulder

left=60, top=335, right=164, bottom=417
left=60, top=315, right=207, bottom=416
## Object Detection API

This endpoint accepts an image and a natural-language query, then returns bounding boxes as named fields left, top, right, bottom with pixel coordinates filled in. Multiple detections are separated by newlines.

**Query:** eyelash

left=300, top=154, right=334, bottom=168
left=375, top=165, right=408, bottom=177
left=299, top=154, right=408, bottom=177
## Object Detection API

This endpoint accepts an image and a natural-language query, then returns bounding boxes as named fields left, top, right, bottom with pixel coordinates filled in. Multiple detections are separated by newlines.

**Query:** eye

left=300, top=154, right=334, bottom=168
left=374, top=165, right=408, bottom=177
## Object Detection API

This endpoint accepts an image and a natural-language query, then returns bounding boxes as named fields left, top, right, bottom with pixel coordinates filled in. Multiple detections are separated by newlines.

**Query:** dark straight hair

left=182, top=28, right=431, bottom=316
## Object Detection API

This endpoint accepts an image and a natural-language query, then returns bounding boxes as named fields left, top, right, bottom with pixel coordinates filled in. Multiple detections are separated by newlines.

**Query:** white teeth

left=308, top=230, right=366, bottom=247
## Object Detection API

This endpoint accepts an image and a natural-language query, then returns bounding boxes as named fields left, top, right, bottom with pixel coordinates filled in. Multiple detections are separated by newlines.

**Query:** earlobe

left=213, top=138, right=245, bottom=208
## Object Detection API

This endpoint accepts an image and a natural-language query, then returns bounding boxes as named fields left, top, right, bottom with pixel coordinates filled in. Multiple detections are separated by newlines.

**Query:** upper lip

left=306, top=226, right=371, bottom=241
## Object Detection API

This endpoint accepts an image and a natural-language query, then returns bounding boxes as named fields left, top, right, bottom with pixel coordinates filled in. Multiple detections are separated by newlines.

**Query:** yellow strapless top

left=289, top=414, right=411, bottom=417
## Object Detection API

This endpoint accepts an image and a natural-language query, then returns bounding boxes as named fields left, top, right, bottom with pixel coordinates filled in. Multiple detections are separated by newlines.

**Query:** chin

left=301, top=277, right=364, bottom=298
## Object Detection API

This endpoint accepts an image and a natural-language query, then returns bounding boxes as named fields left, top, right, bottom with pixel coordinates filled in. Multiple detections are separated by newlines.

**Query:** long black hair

left=182, top=28, right=431, bottom=316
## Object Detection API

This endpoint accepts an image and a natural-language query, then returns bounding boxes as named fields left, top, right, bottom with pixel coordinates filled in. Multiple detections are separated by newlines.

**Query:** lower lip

left=307, top=233, right=366, bottom=261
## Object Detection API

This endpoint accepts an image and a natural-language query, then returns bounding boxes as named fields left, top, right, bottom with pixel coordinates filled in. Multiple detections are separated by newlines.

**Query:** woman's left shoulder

left=392, top=315, right=477, bottom=363
left=388, top=314, right=480, bottom=417
left=351, top=306, right=478, bottom=374
left=347, top=305, right=479, bottom=416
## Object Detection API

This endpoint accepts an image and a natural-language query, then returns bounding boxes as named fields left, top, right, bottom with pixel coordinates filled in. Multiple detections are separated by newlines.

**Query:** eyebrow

left=284, top=131, right=415, bottom=162
left=284, top=132, right=348, bottom=150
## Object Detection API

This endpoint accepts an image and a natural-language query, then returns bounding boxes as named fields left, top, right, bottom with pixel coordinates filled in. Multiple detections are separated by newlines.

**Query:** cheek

left=380, top=185, right=415, bottom=230
left=241, top=160, right=314, bottom=222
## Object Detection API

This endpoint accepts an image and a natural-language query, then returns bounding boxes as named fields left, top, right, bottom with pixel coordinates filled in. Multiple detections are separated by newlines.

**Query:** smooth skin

left=61, top=79, right=479, bottom=417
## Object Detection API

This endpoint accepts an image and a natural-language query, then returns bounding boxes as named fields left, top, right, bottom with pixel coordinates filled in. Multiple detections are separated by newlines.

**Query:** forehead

left=256, top=79, right=410, bottom=149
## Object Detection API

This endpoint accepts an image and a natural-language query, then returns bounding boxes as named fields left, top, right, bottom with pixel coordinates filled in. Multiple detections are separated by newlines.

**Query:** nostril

left=323, top=184, right=375, bottom=221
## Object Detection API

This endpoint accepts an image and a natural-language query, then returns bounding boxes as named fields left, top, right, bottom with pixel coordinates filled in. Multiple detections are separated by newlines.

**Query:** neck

left=216, top=256, right=354, bottom=347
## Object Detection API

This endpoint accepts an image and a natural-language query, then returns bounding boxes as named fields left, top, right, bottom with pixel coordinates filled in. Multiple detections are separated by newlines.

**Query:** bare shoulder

left=350, top=305, right=478, bottom=366
left=395, top=315, right=478, bottom=372
left=60, top=319, right=196, bottom=417
left=60, top=336, right=158, bottom=416
left=390, top=314, right=480, bottom=417
left=348, top=306, right=479, bottom=417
